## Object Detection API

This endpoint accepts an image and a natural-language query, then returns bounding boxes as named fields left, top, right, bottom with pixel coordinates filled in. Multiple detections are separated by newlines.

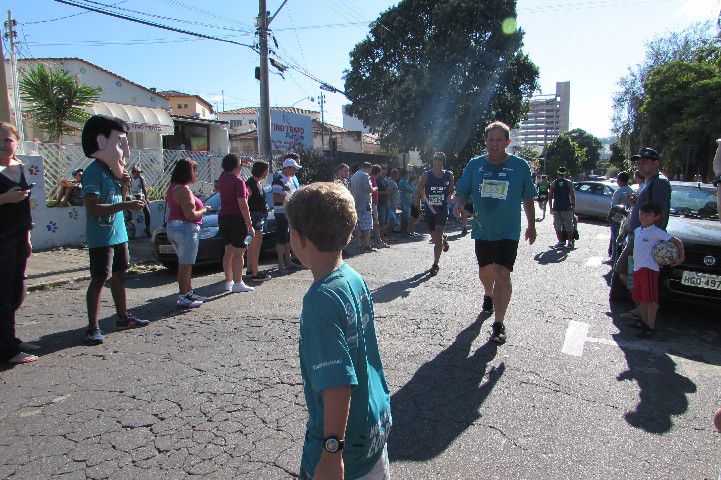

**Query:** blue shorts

left=250, top=211, right=267, bottom=232
left=356, top=210, right=373, bottom=231
left=166, top=220, right=200, bottom=265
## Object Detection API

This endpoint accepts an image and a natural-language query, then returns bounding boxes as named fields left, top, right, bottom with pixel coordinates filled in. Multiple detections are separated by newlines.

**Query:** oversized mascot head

left=81, top=114, right=130, bottom=180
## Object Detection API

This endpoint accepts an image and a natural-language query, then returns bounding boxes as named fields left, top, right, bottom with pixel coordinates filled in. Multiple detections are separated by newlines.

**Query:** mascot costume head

left=81, top=114, right=130, bottom=180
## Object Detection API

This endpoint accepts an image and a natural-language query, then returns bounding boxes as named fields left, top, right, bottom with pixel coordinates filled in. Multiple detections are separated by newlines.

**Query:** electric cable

left=21, top=0, right=128, bottom=25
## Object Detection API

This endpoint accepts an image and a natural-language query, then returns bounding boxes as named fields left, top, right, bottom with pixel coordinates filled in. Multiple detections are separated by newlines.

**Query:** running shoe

left=250, top=272, right=271, bottom=282
left=177, top=294, right=203, bottom=308
left=491, top=322, right=507, bottom=344
left=224, top=281, right=234, bottom=292
left=429, top=263, right=440, bottom=276
left=187, top=290, right=208, bottom=302
left=482, top=295, right=494, bottom=313
left=84, top=327, right=104, bottom=345
left=637, top=325, right=656, bottom=339
left=555, top=241, right=565, bottom=248
left=231, top=282, right=254, bottom=293
left=116, top=314, right=149, bottom=330
left=442, top=234, right=449, bottom=252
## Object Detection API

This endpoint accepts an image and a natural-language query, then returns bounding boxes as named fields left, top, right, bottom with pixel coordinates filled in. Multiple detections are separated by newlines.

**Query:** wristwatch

left=322, top=436, right=344, bottom=453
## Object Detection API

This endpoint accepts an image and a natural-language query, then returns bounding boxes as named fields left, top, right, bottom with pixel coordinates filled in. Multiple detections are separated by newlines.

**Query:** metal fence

left=28, top=143, right=254, bottom=205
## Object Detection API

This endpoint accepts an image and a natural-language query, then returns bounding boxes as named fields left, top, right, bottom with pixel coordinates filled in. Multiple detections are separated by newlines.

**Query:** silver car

left=573, top=181, right=617, bottom=219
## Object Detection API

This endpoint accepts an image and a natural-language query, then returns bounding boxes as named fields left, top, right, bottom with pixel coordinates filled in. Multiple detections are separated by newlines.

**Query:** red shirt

left=371, top=177, right=378, bottom=205
left=218, top=171, right=249, bottom=216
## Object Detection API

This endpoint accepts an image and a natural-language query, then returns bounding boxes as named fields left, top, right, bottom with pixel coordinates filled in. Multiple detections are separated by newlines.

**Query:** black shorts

left=219, top=214, right=248, bottom=248
left=537, top=193, right=548, bottom=202
left=475, top=239, right=519, bottom=272
left=276, top=213, right=290, bottom=244
left=89, top=242, right=130, bottom=278
left=464, top=202, right=474, bottom=214
left=426, top=207, right=448, bottom=231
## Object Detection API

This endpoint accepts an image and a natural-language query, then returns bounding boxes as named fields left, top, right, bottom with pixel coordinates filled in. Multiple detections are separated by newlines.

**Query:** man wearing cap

left=548, top=167, right=576, bottom=249
left=56, top=168, right=84, bottom=206
left=615, top=147, right=672, bottom=296
left=272, top=157, right=303, bottom=273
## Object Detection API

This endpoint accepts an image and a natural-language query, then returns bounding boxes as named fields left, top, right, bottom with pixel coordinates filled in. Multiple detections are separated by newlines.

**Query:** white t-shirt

left=633, top=224, right=672, bottom=272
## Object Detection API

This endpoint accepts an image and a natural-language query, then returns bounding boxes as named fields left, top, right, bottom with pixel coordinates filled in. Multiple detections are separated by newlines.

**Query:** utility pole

left=319, top=91, right=325, bottom=155
left=257, top=0, right=272, bottom=166
left=221, top=89, right=225, bottom=112
left=0, top=22, right=10, bottom=123
left=4, top=10, right=21, bottom=140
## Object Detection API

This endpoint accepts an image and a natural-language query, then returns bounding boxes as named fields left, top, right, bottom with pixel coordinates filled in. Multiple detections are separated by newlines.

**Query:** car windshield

left=669, top=185, right=719, bottom=220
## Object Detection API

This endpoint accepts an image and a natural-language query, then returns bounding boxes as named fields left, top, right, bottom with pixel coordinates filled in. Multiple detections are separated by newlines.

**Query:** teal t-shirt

left=81, top=160, right=128, bottom=248
left=399, top=178, right=414, bottom=207
left=456, top=155, right=536, bottom=241
left=299, top=263, right=392, bottom=480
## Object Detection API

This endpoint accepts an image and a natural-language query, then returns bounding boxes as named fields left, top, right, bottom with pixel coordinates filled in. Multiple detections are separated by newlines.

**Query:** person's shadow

left=534, top=247, right=568, bottom=264
left=371, top=272, right=431, bottom=303
left=388, top=313, right=503, bottom=461
left=608, top=303, right=696, bottom=434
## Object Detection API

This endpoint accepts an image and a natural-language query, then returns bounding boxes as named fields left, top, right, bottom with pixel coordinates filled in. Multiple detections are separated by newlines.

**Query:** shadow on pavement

left=607, top=302, right=698, bottom=434
left=388, top=313, right=503, bottom=461
left=371, top=272, right=431, bottom=303
left=534, top=247, right=569, bottom=264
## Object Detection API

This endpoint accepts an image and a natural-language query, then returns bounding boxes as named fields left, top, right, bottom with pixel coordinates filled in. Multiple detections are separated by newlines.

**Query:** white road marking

left=596, top=233, right=610, bottom=239
left=561, top=320, right=590, bottom=357
left=584, top=256, right=605, bottom=267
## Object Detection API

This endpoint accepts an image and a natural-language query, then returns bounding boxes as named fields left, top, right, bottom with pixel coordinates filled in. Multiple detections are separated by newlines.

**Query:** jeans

left=166, top=220, right=200, bottom=265
left=609, top=221, right=620, bottom=259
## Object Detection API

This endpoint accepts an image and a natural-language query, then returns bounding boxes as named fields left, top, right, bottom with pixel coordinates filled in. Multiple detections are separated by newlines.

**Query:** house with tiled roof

left=158, top=90, right=214, bottom=119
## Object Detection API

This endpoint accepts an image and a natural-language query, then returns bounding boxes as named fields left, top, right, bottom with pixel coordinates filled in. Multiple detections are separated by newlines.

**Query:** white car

left=573, top=181, right=617, bottom=219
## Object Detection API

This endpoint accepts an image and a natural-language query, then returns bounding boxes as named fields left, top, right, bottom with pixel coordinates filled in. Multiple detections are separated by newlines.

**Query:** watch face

left=324, top=438, right=340, bottom=453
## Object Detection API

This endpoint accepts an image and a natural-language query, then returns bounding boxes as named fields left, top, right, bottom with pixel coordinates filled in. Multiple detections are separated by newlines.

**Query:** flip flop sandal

left=116, top=314, right=149, bottom=330
left=8, top=352, right=38, bottom=364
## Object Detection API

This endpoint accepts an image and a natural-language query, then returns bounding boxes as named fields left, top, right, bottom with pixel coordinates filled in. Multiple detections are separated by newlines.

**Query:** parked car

left=610, top=181, right=721, bottom=305
left=152, top=189, right=277, bottom=269
left=573, top=181, right=617, bottom=219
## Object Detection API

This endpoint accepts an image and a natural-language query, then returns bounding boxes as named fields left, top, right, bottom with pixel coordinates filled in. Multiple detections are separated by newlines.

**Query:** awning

left=85, top=101, right=175, bottom=136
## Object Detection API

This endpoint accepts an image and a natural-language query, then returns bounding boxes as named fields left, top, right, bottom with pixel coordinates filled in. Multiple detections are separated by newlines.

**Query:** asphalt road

left=1, top=215, right=719, bottom=479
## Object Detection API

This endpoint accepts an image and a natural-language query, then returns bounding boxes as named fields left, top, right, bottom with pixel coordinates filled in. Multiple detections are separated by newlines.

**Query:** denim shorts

left=166, top=220, right=200, bottom=265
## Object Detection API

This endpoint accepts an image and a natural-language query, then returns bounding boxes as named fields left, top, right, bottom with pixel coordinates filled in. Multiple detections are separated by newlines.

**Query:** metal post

left=257, top=0, right=273, bottom=168
left=319, top=91, right=325, bottom=155
left=0, top=24, right=10, bottom=123
left=5, top=10, right=22, bottom=141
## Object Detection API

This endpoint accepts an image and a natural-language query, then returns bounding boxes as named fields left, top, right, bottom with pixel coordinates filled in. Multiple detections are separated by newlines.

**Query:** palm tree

left=19, top=64, right=101, bottom=143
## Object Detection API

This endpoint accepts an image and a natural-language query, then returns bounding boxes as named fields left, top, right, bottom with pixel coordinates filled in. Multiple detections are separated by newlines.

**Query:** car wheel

left=609, top=269, right=630, bottom=302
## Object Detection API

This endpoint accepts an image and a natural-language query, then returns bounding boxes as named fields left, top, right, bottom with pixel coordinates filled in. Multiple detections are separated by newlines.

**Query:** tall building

left=512, top=81, right=570, bottom=151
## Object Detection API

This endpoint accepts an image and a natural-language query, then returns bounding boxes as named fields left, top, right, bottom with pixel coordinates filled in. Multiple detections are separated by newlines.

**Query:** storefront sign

left=261, top=110, right=313, bottom=152
left=128, top=122, right=163, bottom=133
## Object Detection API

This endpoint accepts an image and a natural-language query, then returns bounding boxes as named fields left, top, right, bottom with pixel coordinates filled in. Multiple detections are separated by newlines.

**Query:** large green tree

left=19, top=64, right=101, bottom=142
left=344, top=0, right=539, bottom=174
left=567, top=128, right=603, bottom=173
left=612, top=22, right=715, bottom=157
left=642, top=59, right=721, bottom=179
left=543, top=133, right=586, bottom=178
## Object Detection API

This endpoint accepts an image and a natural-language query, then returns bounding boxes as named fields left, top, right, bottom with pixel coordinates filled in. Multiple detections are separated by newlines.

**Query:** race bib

left=480, top=179, right=509, bottom=200
left=428, top=194, right=444, bottom=206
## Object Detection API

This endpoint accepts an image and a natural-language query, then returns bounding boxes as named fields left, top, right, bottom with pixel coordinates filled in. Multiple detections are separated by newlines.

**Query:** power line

left=21, top=0, right=129, bottom=25
left=52, top=0, right=257, bottom=50
left=151, top=0, right=252, bottom=29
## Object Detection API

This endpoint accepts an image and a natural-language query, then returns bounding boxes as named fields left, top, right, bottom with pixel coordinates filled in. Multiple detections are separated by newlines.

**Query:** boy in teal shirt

left=286, top=182, right=392, bottom=480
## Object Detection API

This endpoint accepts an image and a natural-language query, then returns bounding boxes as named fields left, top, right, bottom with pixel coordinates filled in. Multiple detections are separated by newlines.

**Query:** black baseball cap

left=631, top=147, right=660, bottom=161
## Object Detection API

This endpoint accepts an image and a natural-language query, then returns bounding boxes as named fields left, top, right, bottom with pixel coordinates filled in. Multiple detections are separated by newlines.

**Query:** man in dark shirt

left=548, top=167, right=576, bottom=249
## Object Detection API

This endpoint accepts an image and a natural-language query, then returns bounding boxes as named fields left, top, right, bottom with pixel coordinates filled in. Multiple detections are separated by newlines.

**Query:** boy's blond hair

left=285, top=182, right=357, bottom=252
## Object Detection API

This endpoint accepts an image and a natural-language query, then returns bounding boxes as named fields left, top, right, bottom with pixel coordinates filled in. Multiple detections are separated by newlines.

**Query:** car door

left=574, top=183, right=594, bottom=216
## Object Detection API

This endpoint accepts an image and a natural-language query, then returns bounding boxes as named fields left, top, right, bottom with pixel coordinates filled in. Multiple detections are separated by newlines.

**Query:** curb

left=26, top=260, right=160, bottom=292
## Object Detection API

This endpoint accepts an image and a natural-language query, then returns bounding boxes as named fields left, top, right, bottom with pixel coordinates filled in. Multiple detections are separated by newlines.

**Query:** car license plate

left=681, top=271, right=721, bottom=290
left=158, top=244, right=176, bottom=254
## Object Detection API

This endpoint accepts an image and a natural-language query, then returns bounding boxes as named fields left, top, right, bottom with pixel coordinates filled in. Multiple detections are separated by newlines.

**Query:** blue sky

left=5, top=0, right=720, bottom=138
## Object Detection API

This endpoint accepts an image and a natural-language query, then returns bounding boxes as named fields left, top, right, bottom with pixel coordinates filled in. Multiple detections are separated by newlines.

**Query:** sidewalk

left=26, top=237, right=158, bottom=291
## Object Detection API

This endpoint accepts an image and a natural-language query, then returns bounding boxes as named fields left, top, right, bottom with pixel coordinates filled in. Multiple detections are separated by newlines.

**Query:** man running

left=416, top=152, right=454, bottom=276
left=536, top=174, right=550, bottom=220
left=454, top=121, right=536, bottom=344
left=548, top=167, right=576, bottom=249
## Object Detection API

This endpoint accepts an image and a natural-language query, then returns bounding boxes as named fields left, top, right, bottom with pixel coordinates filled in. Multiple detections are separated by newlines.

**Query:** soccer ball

left=652, top=240, right=680, bottom=266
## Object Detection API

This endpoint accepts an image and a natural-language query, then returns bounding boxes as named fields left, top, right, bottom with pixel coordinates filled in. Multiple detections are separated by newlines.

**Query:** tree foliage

left=567, top=128, right=603, bottom=173
left=344, top=0, right=539, bottom=175
left=642, top=59, right=721, bottom=179
left=19, top=64, right=101, bottom=143
left=543, top=133, right=586, bottom=178
left=611, top=22, right=716, bottom=158
left=608, top=142, right=626, bottom=169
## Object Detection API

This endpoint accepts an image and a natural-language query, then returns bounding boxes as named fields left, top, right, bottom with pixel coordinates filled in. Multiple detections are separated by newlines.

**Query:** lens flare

left=502, top=17, right=517, bottom=35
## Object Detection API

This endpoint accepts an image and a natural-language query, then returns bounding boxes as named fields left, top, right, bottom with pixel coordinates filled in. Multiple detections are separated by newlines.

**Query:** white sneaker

left=177, top=294, right=203, bottom=308
left=224, top=281, right=234, bottom=292
left=188, top=290, right=208, bottom=302
left=231, top=282, right=254, bottom=293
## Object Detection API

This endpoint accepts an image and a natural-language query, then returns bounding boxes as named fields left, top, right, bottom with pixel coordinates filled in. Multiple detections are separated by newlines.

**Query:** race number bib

left=428, top=194, right=444, bottom=206
left=480, top=179, right=509, bottom=200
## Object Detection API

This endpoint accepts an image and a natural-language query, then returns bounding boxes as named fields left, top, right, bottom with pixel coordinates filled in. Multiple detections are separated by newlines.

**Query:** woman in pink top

left=166, top=159, right=210, bottom=308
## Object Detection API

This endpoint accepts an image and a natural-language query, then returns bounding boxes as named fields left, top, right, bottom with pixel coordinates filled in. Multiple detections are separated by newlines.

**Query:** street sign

left=260, top=109, right=313, bottom=152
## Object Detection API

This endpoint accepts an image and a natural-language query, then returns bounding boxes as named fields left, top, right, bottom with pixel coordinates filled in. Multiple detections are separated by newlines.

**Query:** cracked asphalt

left=2, top=217, right=720, bottom=479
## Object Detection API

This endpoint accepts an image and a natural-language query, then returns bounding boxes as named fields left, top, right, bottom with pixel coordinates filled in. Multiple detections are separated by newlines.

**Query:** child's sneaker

left=177, top=293, right=202, bottom=308
left=491, top=322, right=506, bottom=344
left=231, top=282, right=254, bottom=293
left=84, top=327, right=104, bottom=345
